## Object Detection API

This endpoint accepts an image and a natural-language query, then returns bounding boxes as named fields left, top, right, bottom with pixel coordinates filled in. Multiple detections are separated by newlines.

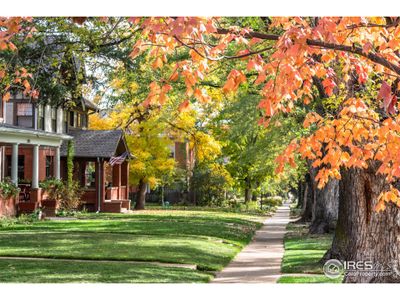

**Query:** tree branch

left=215, top=28, right=400, bottom=76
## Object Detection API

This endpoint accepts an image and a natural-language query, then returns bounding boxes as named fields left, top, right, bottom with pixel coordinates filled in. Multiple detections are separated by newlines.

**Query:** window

left=45, top=156, right=54, bottom=179
left=5, top=102, right=14, bottom=125
left=51, top=107, right=57, bottom=132
left=16, top=103, right=33, bottom=128
left=77, top=113, right=81, bottom=127
left=81, top=114, right=87, bottom=128
left=74, top=112, right=78, bottom=128
left=37, top=105, right=44, bottom=130
left=84, top=162, right=96, bottom=188
left=63, top=110, right=68, bottom=133
left=69, top=111, right=74, bottom=127
left=5, top=155, right=25, bottom=180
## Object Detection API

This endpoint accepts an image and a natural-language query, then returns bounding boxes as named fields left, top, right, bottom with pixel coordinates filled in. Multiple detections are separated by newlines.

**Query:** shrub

left=0, top=211, right=40, bottom=228
left=191, top=163, right=232, bottom=206
left=261, top=196, right=283, bottom=207
left=0, top=178, right=20, bottom=199
left=39, top=179, right=83, bottom=212
left=60, top=180, right=83, bottom=211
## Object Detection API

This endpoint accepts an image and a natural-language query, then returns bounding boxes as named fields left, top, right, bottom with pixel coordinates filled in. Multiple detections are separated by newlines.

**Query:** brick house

left=0, top=93, right=131, bottom=217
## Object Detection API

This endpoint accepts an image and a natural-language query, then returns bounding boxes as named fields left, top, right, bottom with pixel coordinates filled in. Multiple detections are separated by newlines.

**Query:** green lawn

left=278, top=223, right=343, bottom=283
left=0, top=259, right=211, bottom=283
left=278, top=275, right=343, bottom=283
left=0, top=209, right=265, bottom=282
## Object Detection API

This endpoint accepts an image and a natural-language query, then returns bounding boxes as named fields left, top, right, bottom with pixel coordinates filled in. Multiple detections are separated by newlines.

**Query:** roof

left=82, top=98, right=99, bottom=111
left=60, top=129, right=128, bottom=158
left=0, top=123, right=72, bottom=140
left=0, top=123, right=72, bottom=147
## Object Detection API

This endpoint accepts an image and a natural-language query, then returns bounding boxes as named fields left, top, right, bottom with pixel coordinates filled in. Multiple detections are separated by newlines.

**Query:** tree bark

left=298, top=173, right=314, bottom=222
left=134, top=179, right=147, bottom=210
left=309, top=167, right=339, bottom=234
left=244, top=177, right=252, bottom=203
left=323, top=164, right=400, bottom=283
left=297, top=180, right=305, bottom=209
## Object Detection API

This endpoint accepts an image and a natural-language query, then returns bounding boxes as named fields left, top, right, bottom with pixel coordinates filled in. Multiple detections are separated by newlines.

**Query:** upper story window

left=37, top=104, right=44, bottom=130
left=77, top=112, right=81, bottom=127
left=69, top=111, right=75, bottom=127
left=16, top=103, right=33, bottom=128
left=63, top=110, right=68, bottom=133
left=51, top=107, right=57, bottom=132
left=81, top=113, right=87, bottom=128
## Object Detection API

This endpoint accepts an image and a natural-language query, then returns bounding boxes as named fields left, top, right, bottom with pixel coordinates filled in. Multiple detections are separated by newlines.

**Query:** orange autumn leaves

left=276, top=96, right=400, bottom=212
left=128, top=17, right=400, bottom=212
left=1, top=17, right=37, bottom=101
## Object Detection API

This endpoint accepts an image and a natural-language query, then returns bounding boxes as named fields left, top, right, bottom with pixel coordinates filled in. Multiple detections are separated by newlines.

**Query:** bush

left=0, top=178, right=20, bottom=199
left=0, top=211, right=40, bottom=228
left=191, top=163, right=232, bottom=206
left=60, top=181, right=83, bottom=211
left=261, top=196, right=283, bottom=207
left=39, top=179, right=83, bottom=212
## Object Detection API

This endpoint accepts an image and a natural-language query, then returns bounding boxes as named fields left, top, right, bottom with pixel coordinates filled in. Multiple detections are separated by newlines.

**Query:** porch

left=67, top=157, right=131, bottom=213
left=0, top=125, right=72, bottom=217
left=60, top=129, right=131, bottom=213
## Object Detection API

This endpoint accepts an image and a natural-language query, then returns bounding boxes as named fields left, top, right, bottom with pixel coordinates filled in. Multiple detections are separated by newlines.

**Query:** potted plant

left=39, top=178, right=64, bottom=217
left=0, top=178, right=20, bottom=217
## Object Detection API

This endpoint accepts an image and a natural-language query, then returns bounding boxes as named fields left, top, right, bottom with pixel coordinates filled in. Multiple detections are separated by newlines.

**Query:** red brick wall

left=4, top=146, right=55, bottom=181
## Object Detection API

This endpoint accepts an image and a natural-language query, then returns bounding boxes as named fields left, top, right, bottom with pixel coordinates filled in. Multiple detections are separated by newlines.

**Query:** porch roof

left=60, top=129, right=129, bottom=158
left=0, top=123, right=72, bottom=147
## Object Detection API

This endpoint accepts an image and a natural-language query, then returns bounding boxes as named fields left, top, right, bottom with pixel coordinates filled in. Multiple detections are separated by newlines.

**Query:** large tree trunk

left=324, top=164, right=400, bottom=283
left=134, top=179, right=147, bottom=210
left=298, top=173, right=314, bottom=222
left=244, top=177, right=252, bottom=203
left=309, top=167, right=339, bottom=234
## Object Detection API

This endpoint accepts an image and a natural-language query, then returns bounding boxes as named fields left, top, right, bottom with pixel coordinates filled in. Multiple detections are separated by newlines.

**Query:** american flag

left=109, top=152, right=129, bottom=166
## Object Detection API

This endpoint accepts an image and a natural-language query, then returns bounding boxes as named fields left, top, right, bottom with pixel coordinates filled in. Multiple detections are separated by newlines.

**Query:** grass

left=0, top=208, right=265, bottom=282
left=278, top=222, right=344, bottom=283
left=0, top=259, right=211, bottom=283
left=278, top=275, right=343, bottom=283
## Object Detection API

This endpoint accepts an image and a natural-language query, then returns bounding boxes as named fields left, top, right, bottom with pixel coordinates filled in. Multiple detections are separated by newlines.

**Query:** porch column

left=11, top=143, right=19, bottom=185
left=112, top=163, right=121, bottom=199
left=32, top=144, right=39, bottom=189
left=54, top=146, right=60, bottom=180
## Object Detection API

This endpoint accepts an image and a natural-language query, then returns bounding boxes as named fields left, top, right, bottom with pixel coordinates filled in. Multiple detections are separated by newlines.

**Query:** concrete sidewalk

left=212, top=203, right=291, bottom=283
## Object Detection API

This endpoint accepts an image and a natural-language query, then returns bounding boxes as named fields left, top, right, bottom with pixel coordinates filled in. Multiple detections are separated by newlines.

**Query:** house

left=0, top=92, right=131, bottom=217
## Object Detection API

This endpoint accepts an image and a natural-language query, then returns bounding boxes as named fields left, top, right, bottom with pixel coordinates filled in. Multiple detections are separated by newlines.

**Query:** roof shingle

left=60, top=129, right=125, bottom=158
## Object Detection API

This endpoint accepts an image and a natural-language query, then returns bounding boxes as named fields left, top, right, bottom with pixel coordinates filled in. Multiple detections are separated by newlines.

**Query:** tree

left=213, top=92, right=304, bottom=202
left=4, top=16, right=400, bottom=282
left=127, top=17, right=400, bottom=282
left=90, top=103, right=176, bottom=210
